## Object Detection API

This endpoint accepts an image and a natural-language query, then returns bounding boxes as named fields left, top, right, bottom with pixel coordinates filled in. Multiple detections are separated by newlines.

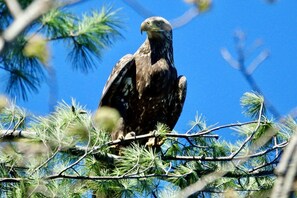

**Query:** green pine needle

left=68, top=7, right=122, bottom=73
left=41, top=9, right=75, bottom=39
left=241, top=92, right=266, bottom=119
left=2, top=36, right=46, bottom=100
left=0, top=5, right=122, bottom=100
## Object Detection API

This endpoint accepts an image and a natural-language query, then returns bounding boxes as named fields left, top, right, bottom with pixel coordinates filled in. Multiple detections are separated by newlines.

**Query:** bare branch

left=121, top=0, right=154, bottom=18
left=171, top=7, right=199, bottom=29
left=164, top=141, right=287, bottom=162
left=230, top=100, right=264, bottom=158
left=248, top=150, right=282, bottom=173
left=0, top=171, right=191, bottom=183
left=0, top=129, right=37, bottom=139
left=271, top=128, right=297, bottom=198
left=121, top=0, right=201, bottom=29
left=222, top=31, right=281, bottom=118
left=0, top=168, right=275, bottom=183
left=29, top=145, right=61, bottom=175
left=221, top=48, right=239, bottom=69
left=0, top=178, right=23, bottom=183
left=179, top=171, right=227, bottom=197
left=247, top=50, right=270, bottom=75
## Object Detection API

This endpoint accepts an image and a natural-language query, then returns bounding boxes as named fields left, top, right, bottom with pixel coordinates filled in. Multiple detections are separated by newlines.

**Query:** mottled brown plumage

left=98, top=16, right=187, bottom=144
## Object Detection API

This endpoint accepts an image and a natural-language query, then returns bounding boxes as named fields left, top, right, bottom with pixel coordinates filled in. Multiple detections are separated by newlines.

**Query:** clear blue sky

left=17, top=0, right=297, bottom=135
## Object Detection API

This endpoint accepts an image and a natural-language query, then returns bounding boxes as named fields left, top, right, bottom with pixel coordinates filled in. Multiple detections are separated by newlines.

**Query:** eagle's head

left=140, top=16, right=172, bottom=40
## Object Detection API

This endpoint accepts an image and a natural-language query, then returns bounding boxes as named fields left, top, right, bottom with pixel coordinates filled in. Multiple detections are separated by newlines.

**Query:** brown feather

left=98, top=17, right=187, bottom=145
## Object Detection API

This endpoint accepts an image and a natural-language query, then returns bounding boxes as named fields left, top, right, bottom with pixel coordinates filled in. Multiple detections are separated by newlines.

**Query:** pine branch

left=0, top=99, right=291, bottom=196
left=163, top=141, right=287, bottom=162
left=29, top=145, right=61, bottom=175
left=0, top=120, right=261, bottom=145
left=177, top=109, right=278, bottom=197
left=230, top=99, right=264, bottom=158
left=248, top=150, right=282, bottom=173
left=0, top=172, right=189, bottom=183
left=0, top=168, right=275, bottom=183
left=0, top=3, right=122, bottom=99
left=0, top=129, right=37, bottom=139
left=0, top=178, right=23, bottom=183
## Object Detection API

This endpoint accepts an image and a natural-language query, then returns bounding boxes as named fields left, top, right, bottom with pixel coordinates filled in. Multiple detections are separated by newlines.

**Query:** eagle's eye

left=156, top=21, right=162, bottom=25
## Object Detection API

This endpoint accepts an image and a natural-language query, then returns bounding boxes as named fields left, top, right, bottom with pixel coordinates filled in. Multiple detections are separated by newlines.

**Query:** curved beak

left=140, top=20, right=149, bottom=34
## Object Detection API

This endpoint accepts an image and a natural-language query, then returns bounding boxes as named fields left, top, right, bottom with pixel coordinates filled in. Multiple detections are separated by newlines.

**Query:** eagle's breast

left=134, top=45, right=176, bottom=99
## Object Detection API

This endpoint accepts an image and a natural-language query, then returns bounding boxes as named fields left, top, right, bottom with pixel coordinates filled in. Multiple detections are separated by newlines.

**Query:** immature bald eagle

left=98, top=16, right=187, bottom=144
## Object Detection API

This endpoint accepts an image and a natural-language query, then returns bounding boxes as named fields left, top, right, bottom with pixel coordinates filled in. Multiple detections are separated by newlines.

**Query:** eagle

left=98, top=16, right=187, bottom=145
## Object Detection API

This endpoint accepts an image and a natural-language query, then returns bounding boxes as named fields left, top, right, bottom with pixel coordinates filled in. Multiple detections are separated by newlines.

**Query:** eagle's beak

left=140, top=20, right=149, bottom=34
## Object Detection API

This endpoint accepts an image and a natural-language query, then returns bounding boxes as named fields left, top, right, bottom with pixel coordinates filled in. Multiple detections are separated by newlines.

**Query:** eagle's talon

left=118, top=135, right=125, bottom=141
left=125, top=132, right=136, bottom=139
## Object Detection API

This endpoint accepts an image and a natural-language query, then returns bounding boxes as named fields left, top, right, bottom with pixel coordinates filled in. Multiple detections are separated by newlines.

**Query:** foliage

left=0, top=92, right=294, bottom=197
left=0, top=1, right=122, bottom=100
left=0, top=1, right=294, bottom=197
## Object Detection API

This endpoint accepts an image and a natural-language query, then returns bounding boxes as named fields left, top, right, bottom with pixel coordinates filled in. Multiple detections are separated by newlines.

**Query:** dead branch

left=271, top=128, right=297, bottom=198
left=221, top=30, right=281, bottom=118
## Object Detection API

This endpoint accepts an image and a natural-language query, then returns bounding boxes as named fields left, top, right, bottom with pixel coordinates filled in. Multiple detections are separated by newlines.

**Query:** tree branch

left=177, top=112, right=281, bottom=197
left=163, top=141, right=287, bottom=162
left=0, top=129, right=37, bottom=139
left=0, top=168, right=275, bottom=183
left=222, top=31, right=281, bottom=118
left=121, top=0, right=202, bottom=29
left=230, top=100, right=264, bottom=158
left=271, top=128, right=297, bottom=198
left=0, top=178, right=23, bottom=183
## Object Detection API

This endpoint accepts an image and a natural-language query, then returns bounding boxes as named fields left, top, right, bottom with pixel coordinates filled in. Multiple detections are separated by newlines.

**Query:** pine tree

left=0, top=91, right=294, bottom=197
left=0, top=0, right=121, bottom=100
left=0, top=1, right=296, bottom=197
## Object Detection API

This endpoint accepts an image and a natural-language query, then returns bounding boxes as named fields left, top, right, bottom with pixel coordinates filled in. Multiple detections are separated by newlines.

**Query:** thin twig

left=29, top=145, right=61, bottom=175
left=171, top=7, right=199, bottom=29
left=235, top=32, right=280, bottom=118
left=230, top=101, right=264, bottom=158
left=247, top=50, right=270, bottom=75
left=121, top=0, right=201, bottom=29
left=45, top=171, right=191, bottom=181
left=122, top=0, right=154, bottom=18
left=222, top=31, right=281, bottom=118
left=164, top=141, right=287, bottom=162
left=0, top=168, right=276, bottom=183
left=248, top=150, right=282, bottom=173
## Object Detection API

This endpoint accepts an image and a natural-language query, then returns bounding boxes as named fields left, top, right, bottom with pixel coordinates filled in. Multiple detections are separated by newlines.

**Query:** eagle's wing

left=99, top=54, right=135, bottom=107
left=167, top=75, right=187, bottom=129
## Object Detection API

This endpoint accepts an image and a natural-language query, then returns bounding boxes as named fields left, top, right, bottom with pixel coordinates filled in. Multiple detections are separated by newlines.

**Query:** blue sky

left=16, top=0, right=297, bottom=136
